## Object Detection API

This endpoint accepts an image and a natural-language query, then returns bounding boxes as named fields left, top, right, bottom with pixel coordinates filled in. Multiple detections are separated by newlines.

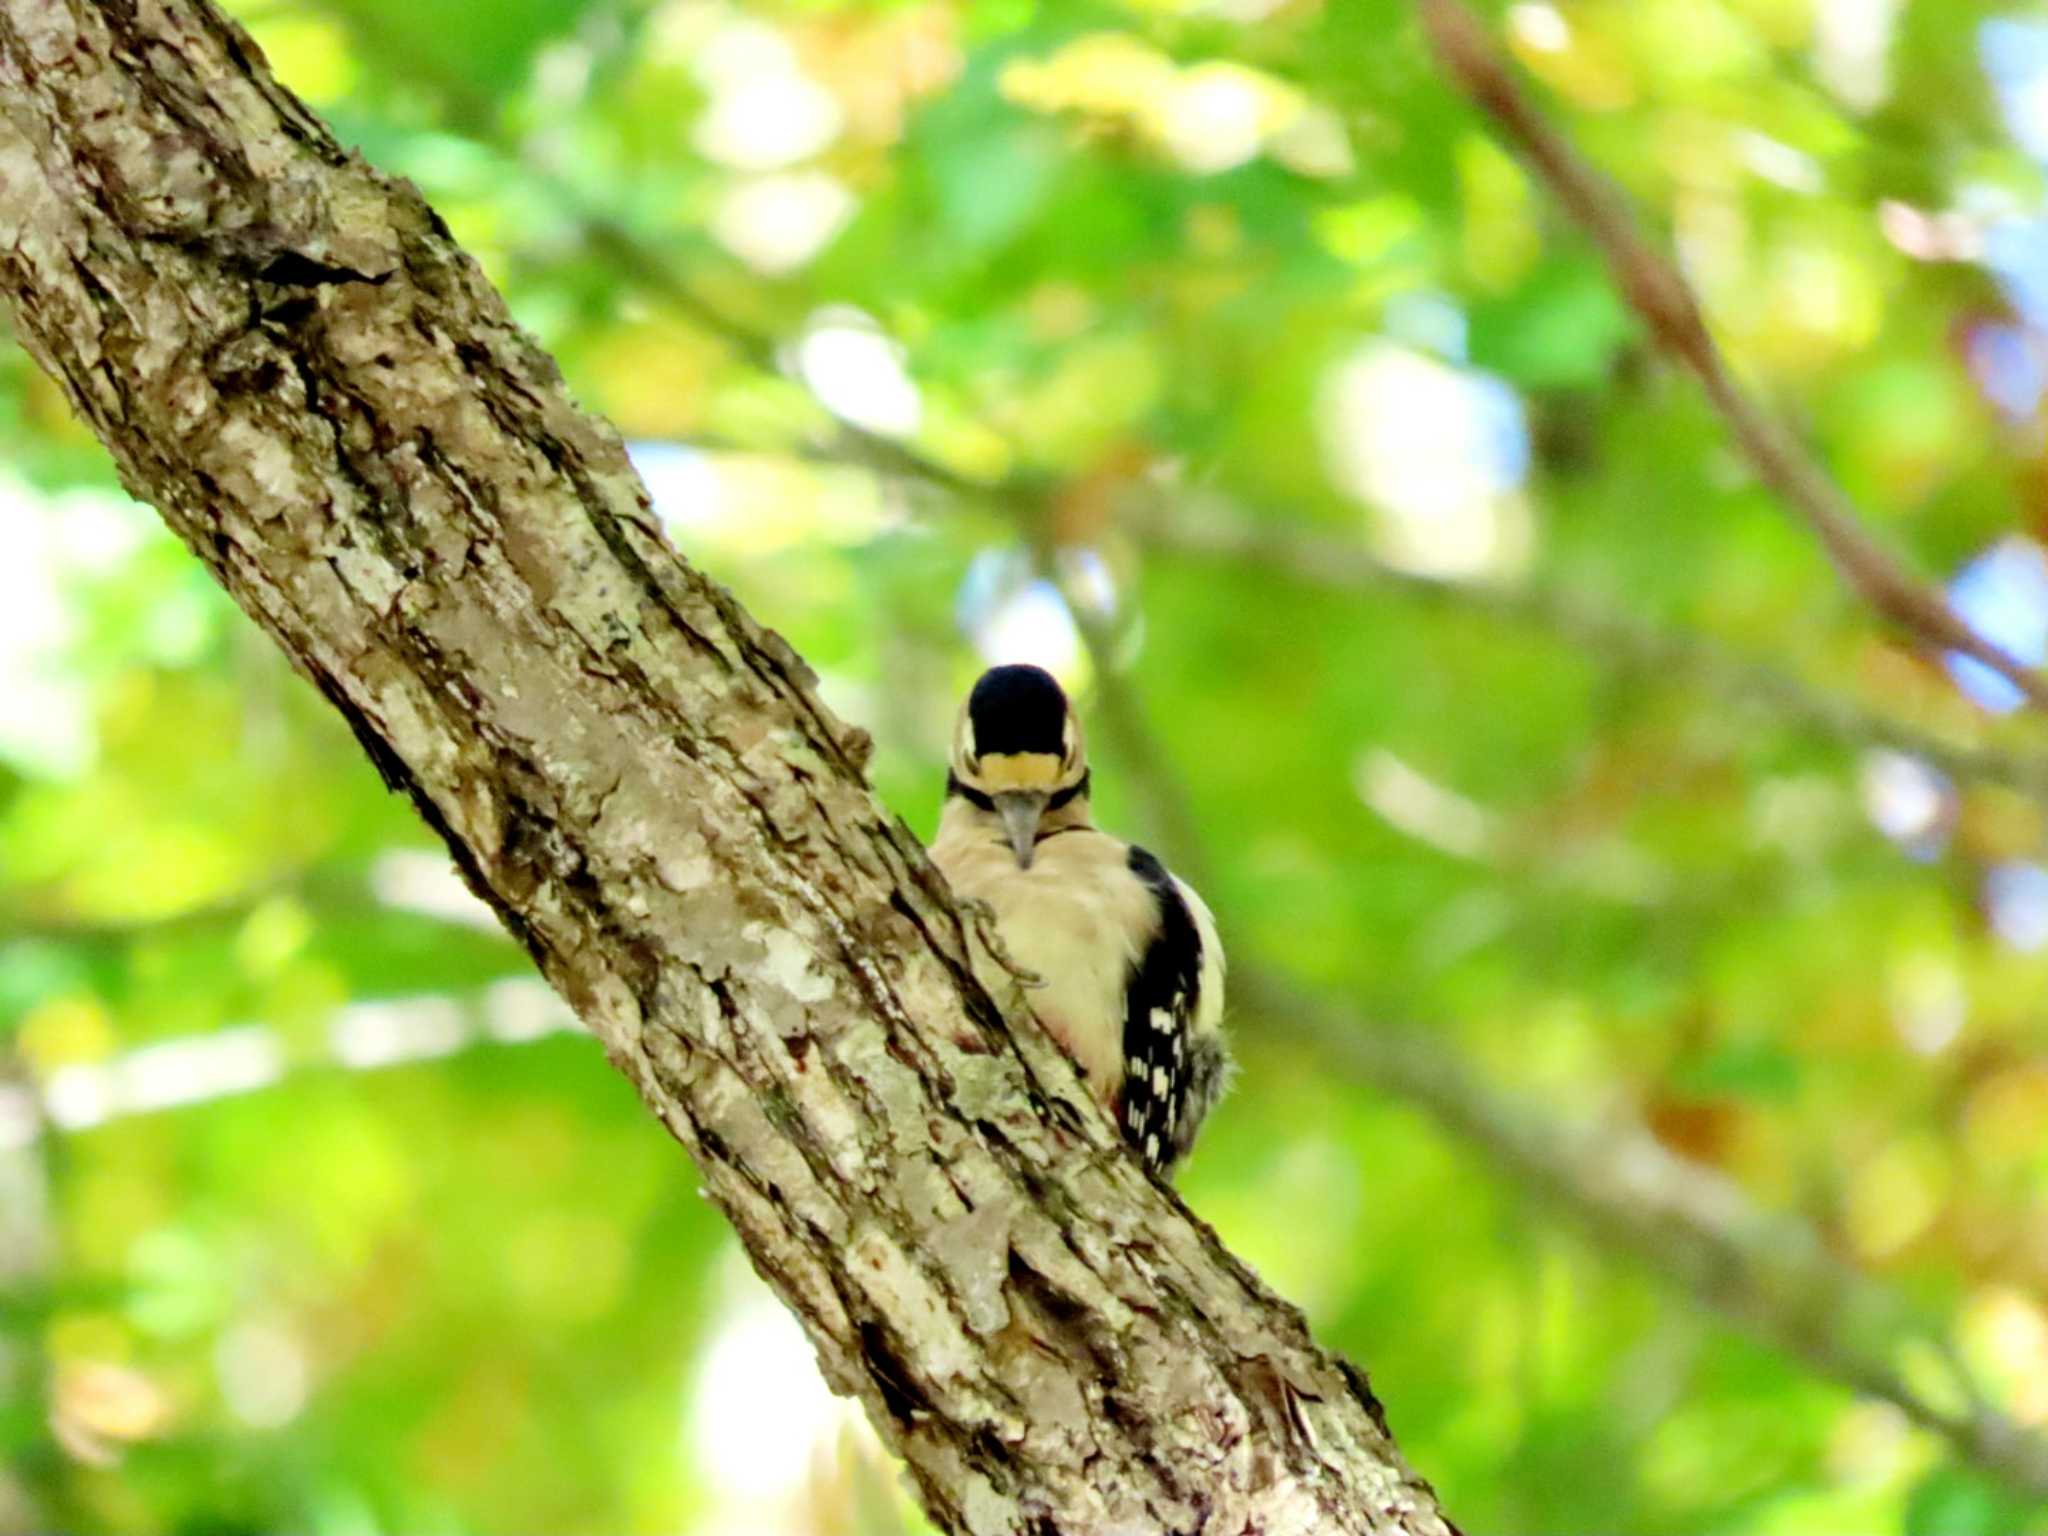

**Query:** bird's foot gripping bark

left=958, top=896, right=1045, bottom=990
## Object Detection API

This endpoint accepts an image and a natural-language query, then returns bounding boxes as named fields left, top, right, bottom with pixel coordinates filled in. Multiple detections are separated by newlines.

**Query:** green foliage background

left=7, top=0, right=2048, bottom=1532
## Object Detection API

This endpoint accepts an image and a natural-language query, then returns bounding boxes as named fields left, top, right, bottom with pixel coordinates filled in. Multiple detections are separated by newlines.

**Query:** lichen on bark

left=0, top=3, right=1457, bottom=1531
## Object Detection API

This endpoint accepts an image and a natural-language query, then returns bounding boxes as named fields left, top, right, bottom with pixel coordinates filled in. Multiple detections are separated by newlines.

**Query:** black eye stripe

left=1047, top=770, right=1090, bottom=810
left=947, top=772, right=995, bottom=811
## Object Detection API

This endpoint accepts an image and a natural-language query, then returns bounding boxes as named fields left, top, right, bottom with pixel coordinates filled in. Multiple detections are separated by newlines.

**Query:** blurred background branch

left=1142, top=509, right=2048, bottom=805
left=1417, top=0, right=2048, bottom=716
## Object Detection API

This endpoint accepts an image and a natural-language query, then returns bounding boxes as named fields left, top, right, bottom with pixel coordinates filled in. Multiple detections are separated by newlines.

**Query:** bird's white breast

left=931, top=826, right=1155, bottom=1097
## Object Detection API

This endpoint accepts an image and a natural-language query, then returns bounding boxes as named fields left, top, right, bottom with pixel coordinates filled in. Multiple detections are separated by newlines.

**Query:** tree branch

left=0, top=4, right=1452, bottom=1532
left=1416, top=0, right=2048, bottom=714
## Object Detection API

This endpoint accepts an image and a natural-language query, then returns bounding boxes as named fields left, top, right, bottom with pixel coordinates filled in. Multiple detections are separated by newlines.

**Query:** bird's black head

left=948, top=664, right=1089, bottom=866
left=966, top=664, right=1069, bottom=758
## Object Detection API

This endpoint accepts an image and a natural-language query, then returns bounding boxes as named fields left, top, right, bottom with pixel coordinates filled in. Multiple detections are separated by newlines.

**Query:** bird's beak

left=994, top=790, right=1049, bottom=869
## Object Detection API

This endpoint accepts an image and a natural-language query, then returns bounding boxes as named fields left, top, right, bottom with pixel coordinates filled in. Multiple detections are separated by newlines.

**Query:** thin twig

left=1416, top=0, right=2048, bottom=713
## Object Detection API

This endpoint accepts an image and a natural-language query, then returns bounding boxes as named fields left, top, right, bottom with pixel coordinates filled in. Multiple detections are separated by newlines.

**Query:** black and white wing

left=1119, top=845, right=1228, bottom=1175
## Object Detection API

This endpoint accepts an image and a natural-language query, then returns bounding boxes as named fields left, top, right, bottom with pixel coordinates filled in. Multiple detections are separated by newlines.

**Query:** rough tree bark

left=0, top=4, right=1456, bottom=1533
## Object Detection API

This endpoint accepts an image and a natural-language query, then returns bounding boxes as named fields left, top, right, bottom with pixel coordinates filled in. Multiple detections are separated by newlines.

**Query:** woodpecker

left=930, top=663, right=1228, bottom=1176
